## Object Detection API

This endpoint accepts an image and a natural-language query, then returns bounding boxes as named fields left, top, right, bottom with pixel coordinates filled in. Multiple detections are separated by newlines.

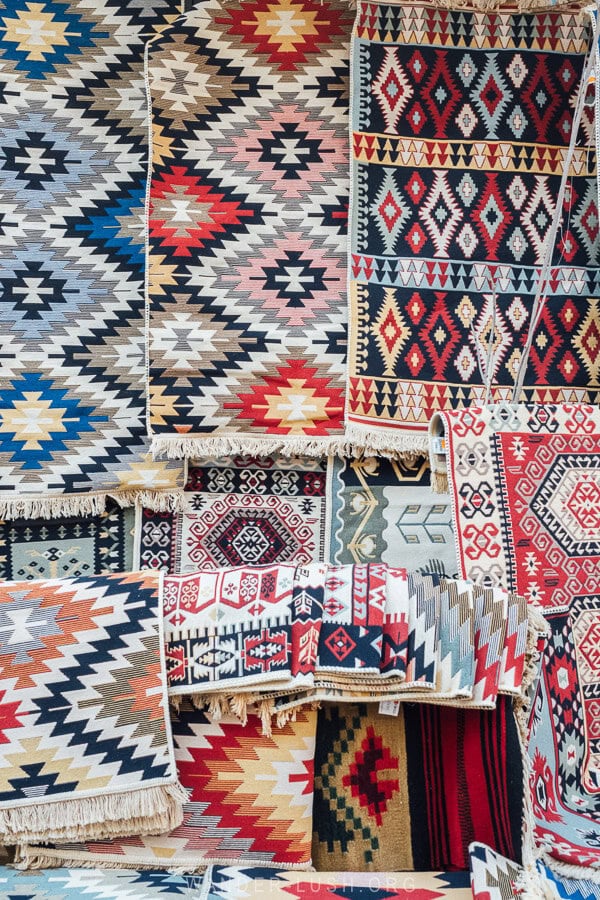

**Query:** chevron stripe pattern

left=35, top=702, right=317, bottom=869
left=404, top=572, right=440, bottom=688
left=437, top=579, right=474, bottom=697
left=0, top=868, right=200, bottom=898
left=0, top=571, right=178, bottom=840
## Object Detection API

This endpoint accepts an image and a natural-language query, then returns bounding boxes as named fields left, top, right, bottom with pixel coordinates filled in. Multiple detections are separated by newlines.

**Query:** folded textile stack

left=0, top=572, right=187, bottom=845
left=163, top=562, right=531, bottom=724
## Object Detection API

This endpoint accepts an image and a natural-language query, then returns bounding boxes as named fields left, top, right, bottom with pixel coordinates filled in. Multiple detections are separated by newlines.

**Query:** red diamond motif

left=405, top=223, right=427, bottom=254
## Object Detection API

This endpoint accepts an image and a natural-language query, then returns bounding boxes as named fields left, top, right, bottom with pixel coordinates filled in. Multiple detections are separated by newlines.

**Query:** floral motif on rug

left=348, top=3, right=600, bottom=452
left=0, top=501, right=134, bottom=580
left=329, top=455, right=457, bottom=577
left=138, top=456, right=327, bottom=573
left=146, top=0, right=352, bottom=456
left=312, top=700, right=522, bottom=872
left=26, top=703, right=317, bottom=870
left=432, top=403, right=600, bottom=608
left=0, top=0, right=183, bottom=515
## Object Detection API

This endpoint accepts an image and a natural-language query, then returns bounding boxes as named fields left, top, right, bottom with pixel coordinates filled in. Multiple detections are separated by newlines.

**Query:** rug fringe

left=0, top=782, right=187, bottom=844
left=542, top=857, right=600, bottom=884
left=0, top=489, right=184, bottom=521
left=150, top=432, right=429, bottom=462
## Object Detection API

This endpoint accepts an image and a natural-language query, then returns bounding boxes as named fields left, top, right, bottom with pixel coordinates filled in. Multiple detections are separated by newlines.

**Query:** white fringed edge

left=0, top=489, right=185, bottom=521
left=150, top=431, right=430, bottom=463
left=0, top=782, right=189, bottom=845
left=541, top=857, right=600, bottom=886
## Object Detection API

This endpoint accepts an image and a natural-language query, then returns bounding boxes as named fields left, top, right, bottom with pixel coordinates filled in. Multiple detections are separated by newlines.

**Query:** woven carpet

left=200, top=867, right=472, bottom=898
left=0, top=500, right=134, bottom=580
left=22, top=702, right=317, bottom=870
left=431, top=402, right=600, bottom=608
left=469, top=842, right=600, bottom=899
left=569, top=595, right=600, bottom=793
left=0, top=571, right=184, bottom=844
left=0, top=868, right=201, bottom=898
left=329, top=455, right=458, bottom=577
left=147, top=0, right=352, bottom=458
left=0, top=0, right=186, bottom=518
left=527, top=607, right=600, bottom=873
left=348, top=2, right=600, bottom=454
left=138, top=455, right=327, bottom=572
left=312, top=699, right=523, bottom=872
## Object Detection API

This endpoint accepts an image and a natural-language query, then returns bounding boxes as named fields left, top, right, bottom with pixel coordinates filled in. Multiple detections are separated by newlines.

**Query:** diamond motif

left=371, top=169, right=410, bottom=254
left=372, top=47, right=413, bottom=132
left=372, top=288, right=410, bottom=376
left=419, top=171, right=462, bottom=257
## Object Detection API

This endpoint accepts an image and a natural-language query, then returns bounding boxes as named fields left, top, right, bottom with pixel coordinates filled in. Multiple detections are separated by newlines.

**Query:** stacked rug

left=20, top=701, right=317, bottom=871
left=162, top=563, right=530, bottom=721
left=0, top=572, right=185, bottom=844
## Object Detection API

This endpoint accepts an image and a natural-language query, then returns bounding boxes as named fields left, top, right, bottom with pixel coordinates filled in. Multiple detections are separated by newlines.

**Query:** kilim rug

left=0, top=571, right=185, bottom=844
left=527, top=607, right=600, bottom=876
left=0, top=0, right=186, bottom=518
left=329, top=455, right=458, bottom=577
left=0, top=500, right=134, bottom=580
left=347, top=2, right=600, bottom=455
left=138, top=455, right=328, bottom=572
left=568, top=595, right=600, bottom=793
left=312, top=699, right=523, bottom=872
left=146, top=0, right=352, bottom=458
left=0, top=868, right=202, bottom=898
left=469, top=842, right=600, bottom=899
left=430, top=402, right=600, bottom=607
left=21, top=702, right=317, bottom=870
left=200, top=867, right=472, bottom=898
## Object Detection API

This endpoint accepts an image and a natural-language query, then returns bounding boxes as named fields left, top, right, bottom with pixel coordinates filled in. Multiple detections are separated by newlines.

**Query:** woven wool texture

left=22, top=702, right=317, bottom=871
left=200, top=867, right=473, bottom=898
left=431, top=402, right=600, bottom=608
left=0, top=0, right=186, bottom=518
left=348, top=2, right=600, bottom=453
left=0, top=501, right=134, bottom=581
left=0, top=868, right=201, bottom=898
left=312, top=700, right=523, bottom=873
left=528, top=608, right=600, bottom=872
left=138, top=455, right=327, bottom=572
left=329, top=454, right=458, bottom=577
left=146, top=0, right=352, bottom=457
left=0, top=571, right=183, bottom=844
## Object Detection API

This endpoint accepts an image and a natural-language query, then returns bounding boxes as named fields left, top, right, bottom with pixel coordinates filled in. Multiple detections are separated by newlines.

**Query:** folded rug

left=569, top=595, right=600, bottom=793
left=146, top=0, right=352, bottom=459
left=430, top=403, right=600, bottom=610
left=0, top=571, right=185, bottom=844
left=20, top=702, right=317, bottom=871
left=329, top=454, right=459, bottom=578
left=527, top=606, right=600, bottom=878
left=0, top=868, right=201, bottom=898
left=139, top=455, right=328, bottom=573
left=164, top=565, right=299, bottom=700
left=312, top=699, right=523, bottom=872
left=199, top=866, right=472, bottom=898
left=348, top=2, right=599, bottom=456
left=0, top=0, right=185, bottom=519
left=469, top=842, right=600, bottom=899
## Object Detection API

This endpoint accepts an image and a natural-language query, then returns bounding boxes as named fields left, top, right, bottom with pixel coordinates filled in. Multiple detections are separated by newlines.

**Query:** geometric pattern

left=202, top=867, right=473, bottom=897
left=348, top=5, right=600, bottom=450
left=435, top=402, right=600, bottom=608
left=0, top=0, right=183, bottom=508
left=527, top=609, right=600, bottom=871
left=312, top=699, right=523, bottom=872
left=569, top=595, right=600, bottom=793
left=0, top=500, right=134, bottom=580
left=0, top=868, right=201, bottom=898
left=0, top=571, right=179, bottom=843
left=329, top=454, right=458, bottom=578
left=147, top=0, right=352, bottom=452
left=32, top=702, right=317, bottom=870
left=138, top=454, right=327, bottom=572
left=469, top=842, right=600, bottom=899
